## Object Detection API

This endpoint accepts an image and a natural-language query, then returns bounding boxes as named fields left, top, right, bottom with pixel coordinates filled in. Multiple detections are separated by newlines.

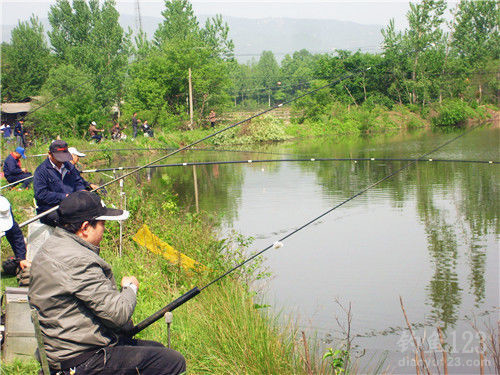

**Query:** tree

left=256, top=51, right=281, bottom=106
left=126, top=0, right=233, bottom=128
left=1, top=16, right=52, bottom=102
left=452, top=0, right=499, bottom=65
left=153, top=0, right=200, bottom=46
left=405, top=0, right=447, bottom=104
left=29, top=64, right=104, bottom=136
left=48, top=0, right=130, bottom=108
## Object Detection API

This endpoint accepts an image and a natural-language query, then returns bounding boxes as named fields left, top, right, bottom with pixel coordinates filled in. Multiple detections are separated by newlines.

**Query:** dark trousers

left=91, top=134, right=102, bottom=143
left=5, top=216, right=27, bottom=260
left=6, top=172, right=32, bottom=188
left=132, top=124, right=138, bottom=138
left=58, top=338, right=185, bottom=375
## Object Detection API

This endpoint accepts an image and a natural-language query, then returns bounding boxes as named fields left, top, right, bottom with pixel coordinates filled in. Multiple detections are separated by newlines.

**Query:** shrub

left=432, top=99, right=476, bottom=127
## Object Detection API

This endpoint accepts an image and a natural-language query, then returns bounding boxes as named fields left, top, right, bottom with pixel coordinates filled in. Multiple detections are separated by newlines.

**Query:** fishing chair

left=31, top=309, right=50, bottom=375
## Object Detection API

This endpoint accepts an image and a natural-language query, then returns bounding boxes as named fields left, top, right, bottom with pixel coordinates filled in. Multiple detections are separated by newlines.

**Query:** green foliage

left=126, top=0, right=233, bottom=128
left=0, top=17, right=52, bottom=101
left=452, top=0, right=500, bottom=66
left=28, top=64, right=104, bottom=136
left=432, top=99, right=476, bottom=127
left=212, top=116, right=290, bottom=145
left=323, top=348, right=349, bottom=374
left=48, top=0, right=130, bottom=108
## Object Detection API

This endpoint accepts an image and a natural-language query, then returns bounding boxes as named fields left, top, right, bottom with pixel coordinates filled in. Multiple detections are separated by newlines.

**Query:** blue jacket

left=14, top=122, right=23, bottom=136
left=3, top=153, right=23, bottom=181
left=34, top=158, right=86, bottom=214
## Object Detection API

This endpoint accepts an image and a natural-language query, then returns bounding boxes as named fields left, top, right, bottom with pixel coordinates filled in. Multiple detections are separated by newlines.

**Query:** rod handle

left=128, top=287, right=200, bottom=336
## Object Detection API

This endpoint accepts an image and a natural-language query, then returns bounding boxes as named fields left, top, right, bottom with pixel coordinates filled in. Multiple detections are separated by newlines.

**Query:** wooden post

left=119, top=176, right=124, bottom=257
left=188, top=68, right=194, bottom=129
left=193, top=165, right=199, bottom=213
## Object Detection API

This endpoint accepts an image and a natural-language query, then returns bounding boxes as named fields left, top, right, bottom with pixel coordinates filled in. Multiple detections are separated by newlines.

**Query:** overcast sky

left=2, top=1, right=458, bottom=29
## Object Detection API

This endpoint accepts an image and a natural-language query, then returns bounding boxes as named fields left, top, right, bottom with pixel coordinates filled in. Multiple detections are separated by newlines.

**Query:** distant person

left=1, top=123, right=12, bottom=143
left=33, top=140, right=86, bottom=226
left=0, top=196, right=30, bottom=276
left=14, top=119, right=25, bottom=147
left=88, top=121, right=104, bottom=143
left=3, top=147, right=32, bottom=189
left=69, top=146, right=99, bottom=191
left=111, top=122, right=126, bottom=140
left=209, top=110, right=216, bottom=128
left=142, top=120, right=154, bottom=137
left=131, top=112, right=139, bottom=139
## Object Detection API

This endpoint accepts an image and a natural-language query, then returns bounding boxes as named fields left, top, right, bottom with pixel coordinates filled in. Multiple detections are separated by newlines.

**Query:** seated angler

left=3, top=147, right=32, bottom=189
left=28, top=191, right=186, bottom=374
left=33, top=140, right=86, bottom=226
left=0, top=196, right=31, bottom=279
left=69, top=147, right=99, bottom=191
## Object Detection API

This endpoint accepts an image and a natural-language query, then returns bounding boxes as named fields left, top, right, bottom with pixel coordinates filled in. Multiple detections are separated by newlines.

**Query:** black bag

left=2, top=256, right=20, bottom=276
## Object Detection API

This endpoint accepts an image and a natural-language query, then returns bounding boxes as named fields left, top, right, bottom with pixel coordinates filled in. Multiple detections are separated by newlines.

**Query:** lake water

left=127, top=126, right=499, bottom=373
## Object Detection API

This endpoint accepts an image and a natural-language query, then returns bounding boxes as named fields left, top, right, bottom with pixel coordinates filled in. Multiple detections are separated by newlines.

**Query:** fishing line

left=128, top=122, right=484, bottom=336
left=14, top=69, right=363, bottom=229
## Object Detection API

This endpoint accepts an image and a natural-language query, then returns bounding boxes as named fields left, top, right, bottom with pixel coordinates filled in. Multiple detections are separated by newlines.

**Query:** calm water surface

left=124, top=127, right=499, bottom=373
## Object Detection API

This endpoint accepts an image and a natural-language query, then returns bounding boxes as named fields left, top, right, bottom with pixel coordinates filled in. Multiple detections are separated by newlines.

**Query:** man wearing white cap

left=88, top=121, right=104, bottom=143
left=0, top=196, right=30, bottom=275
left=29, top=191, right=185, bottom=374
left=69, top=147, right=99, bottom=191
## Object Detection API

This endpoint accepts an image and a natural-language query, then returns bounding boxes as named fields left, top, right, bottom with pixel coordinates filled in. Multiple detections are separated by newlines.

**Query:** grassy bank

left=0, top=165, right=314, bottom=374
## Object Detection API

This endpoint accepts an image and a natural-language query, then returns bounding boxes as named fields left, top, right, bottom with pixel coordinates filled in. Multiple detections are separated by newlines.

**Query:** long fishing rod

left=27, top=147, right=295, bottom=158
left=128, top=123, right=484, bottom=336
left=78, top=157, right=497, bottom=174
left=15, top=69, right=363, bottom=230
left=3, top=156, right=495, bottom=192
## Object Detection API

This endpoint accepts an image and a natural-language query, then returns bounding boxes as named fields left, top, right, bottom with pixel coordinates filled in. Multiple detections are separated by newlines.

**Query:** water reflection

left=106, top=127, right=498, bottom=357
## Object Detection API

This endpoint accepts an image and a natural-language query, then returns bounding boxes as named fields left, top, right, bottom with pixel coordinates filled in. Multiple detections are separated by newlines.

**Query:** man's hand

left=22, top=168, right=28, bottom=172
left=90, top=183, right=99, bottom=190
left=121, top=276, right=139, bottom=289
left=19, top=259, right=31, bottom=270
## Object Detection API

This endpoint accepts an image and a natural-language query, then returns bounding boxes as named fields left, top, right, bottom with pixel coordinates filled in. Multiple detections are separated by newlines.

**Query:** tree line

left=1, top=0, right=498, bottom=136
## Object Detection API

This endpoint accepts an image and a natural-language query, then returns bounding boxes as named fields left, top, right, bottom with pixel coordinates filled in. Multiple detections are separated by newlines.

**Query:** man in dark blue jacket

left=14, top=120, right=25, bottom=147
left=34, top=140, right=86, bottom=226
left=3, top=147, right=32, bottom=188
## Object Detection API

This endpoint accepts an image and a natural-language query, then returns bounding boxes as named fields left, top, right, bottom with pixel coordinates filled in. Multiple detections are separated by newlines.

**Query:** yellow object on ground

left=132, top=224, right=204, bottom=271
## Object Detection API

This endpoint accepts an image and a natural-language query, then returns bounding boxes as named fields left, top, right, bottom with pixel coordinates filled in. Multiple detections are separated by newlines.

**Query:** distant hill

left=2, top=14, right=383, bottom=62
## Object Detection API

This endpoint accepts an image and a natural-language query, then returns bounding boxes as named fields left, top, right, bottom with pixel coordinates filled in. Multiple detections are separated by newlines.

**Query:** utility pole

left=135, top=0, right=143, bottom=32
left=188, top=68, right=194, bottom=130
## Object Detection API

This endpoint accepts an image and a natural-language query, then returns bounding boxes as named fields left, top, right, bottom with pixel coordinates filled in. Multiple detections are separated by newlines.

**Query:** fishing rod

left=3, top=156, right=495, bottom=192
left=13, top=69, right=366, bottom=230
left=78, top=156, right=497, bottom=174
left=0, top=175, right=34, bottom=190
left=27, top=147, right=295, bottom=158
left=128, top=123, right=484, bottom=336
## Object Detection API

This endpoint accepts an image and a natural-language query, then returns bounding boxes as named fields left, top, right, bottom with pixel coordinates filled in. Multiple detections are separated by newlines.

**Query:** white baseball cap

left=68, top=147, right=86, bottom=157
left=0, top=196, right=14, bottom=232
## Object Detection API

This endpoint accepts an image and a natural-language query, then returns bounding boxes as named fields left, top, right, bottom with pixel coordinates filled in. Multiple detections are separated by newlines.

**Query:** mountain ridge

left=2, top=14, right=384, bottom=62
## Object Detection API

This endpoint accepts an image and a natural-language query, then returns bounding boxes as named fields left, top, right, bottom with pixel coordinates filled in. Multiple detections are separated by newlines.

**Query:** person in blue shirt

left=3, top=147, right=32, bottom=188
left=33, top=140, right=86, bottom=226
left=1, top=123, right=12, bottom=142
left=14, top=120, right=25, bottom=147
